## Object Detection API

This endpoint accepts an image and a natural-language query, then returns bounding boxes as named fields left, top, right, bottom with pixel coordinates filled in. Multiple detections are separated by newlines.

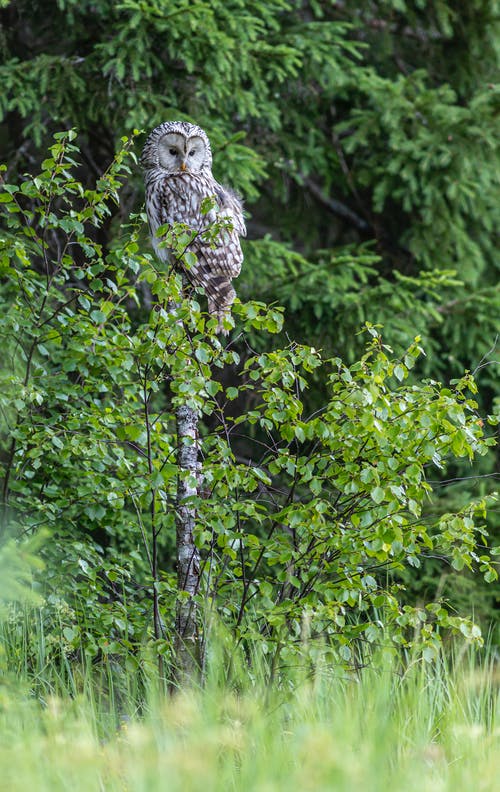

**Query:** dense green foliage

left=0, top=0, right=499, bottom=679
left=1, top=0, right=498, bottom=375
left=0, top=134, right=498, bottom=679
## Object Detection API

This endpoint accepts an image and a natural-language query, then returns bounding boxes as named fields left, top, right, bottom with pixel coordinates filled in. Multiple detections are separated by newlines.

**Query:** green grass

left=0, top=641, right=498, bottom=792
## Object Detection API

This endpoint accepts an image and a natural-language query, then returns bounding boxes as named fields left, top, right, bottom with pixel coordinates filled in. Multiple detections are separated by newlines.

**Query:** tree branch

left=303, top=177, right=371, bottom=232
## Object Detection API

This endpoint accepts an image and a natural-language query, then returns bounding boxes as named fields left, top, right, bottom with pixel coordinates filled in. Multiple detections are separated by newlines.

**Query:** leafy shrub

left=0, top=133, right=497, bottom=681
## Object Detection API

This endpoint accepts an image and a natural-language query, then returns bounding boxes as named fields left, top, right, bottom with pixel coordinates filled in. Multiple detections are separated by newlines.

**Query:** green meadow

left=1, top=627, right=498, bottom=792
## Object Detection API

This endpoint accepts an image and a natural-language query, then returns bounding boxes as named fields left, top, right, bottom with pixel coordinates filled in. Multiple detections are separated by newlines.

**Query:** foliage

left=0, top=534, right=44, bottom=617
left=1, top=0, right=499, bottom=624
left=0, top=135, right=498, bottom=679
left=0, top=1, right=498, bottom=369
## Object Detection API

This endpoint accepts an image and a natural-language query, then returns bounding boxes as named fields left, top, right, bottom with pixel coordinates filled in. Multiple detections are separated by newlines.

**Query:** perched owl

left=140, top=121, right=246, bottom=334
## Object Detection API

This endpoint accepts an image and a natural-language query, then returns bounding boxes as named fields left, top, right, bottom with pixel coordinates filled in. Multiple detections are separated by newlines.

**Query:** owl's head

left=140, top=121, right=212, bottom=174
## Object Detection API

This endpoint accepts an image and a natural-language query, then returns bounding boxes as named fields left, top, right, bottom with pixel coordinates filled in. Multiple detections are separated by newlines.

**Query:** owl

left=140, top=121, right=246, bottom=334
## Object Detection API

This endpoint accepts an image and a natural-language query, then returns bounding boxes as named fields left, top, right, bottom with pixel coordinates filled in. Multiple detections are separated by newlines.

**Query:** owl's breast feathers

left=144, top=167, right=245, bottom=333
left=145, top=169, right=245, bottom=267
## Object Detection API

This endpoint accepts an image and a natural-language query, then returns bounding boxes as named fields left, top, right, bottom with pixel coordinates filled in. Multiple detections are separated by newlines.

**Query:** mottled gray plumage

left=140, top=121, right=246, bottom=334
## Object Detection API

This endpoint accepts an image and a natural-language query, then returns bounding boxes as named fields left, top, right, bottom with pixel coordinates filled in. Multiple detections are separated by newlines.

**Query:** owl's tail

left=208, top=285, right=236, bottom=336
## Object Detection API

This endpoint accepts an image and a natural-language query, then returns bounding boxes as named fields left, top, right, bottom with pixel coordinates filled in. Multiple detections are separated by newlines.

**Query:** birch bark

left=173, top=402, right=201, bottom=684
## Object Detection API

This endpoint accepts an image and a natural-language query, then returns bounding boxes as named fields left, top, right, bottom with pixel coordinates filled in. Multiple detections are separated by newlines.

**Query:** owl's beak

left=180, top=161, right=187, bottom=172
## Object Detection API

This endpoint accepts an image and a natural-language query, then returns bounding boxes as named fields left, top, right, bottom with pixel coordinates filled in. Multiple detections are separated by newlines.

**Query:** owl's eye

left=169, top=148, right=177, bottom=156
left=189, top=150, right=196, bottom=157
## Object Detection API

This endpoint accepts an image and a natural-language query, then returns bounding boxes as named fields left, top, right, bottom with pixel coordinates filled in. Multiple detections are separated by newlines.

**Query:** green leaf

left=370, top=486, right=385, bottom=504
left=393, top=364, right=405, bottom=382
left=195, top=346, right=210, bottom=363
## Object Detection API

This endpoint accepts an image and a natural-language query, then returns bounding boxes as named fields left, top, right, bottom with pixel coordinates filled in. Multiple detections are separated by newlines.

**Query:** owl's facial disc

left=158, top=132, right=207, bottom=174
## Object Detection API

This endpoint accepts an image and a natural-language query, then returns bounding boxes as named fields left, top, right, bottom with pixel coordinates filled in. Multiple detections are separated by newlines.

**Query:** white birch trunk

left=174, top=403, right=201, bottom=684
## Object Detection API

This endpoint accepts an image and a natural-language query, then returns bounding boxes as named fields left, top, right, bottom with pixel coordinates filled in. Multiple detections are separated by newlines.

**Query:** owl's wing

left=184, top=181, right=245, bottom=284
left=215, top=185, right=246, bottom=237
left=197, top=230, right=243, bottom=281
